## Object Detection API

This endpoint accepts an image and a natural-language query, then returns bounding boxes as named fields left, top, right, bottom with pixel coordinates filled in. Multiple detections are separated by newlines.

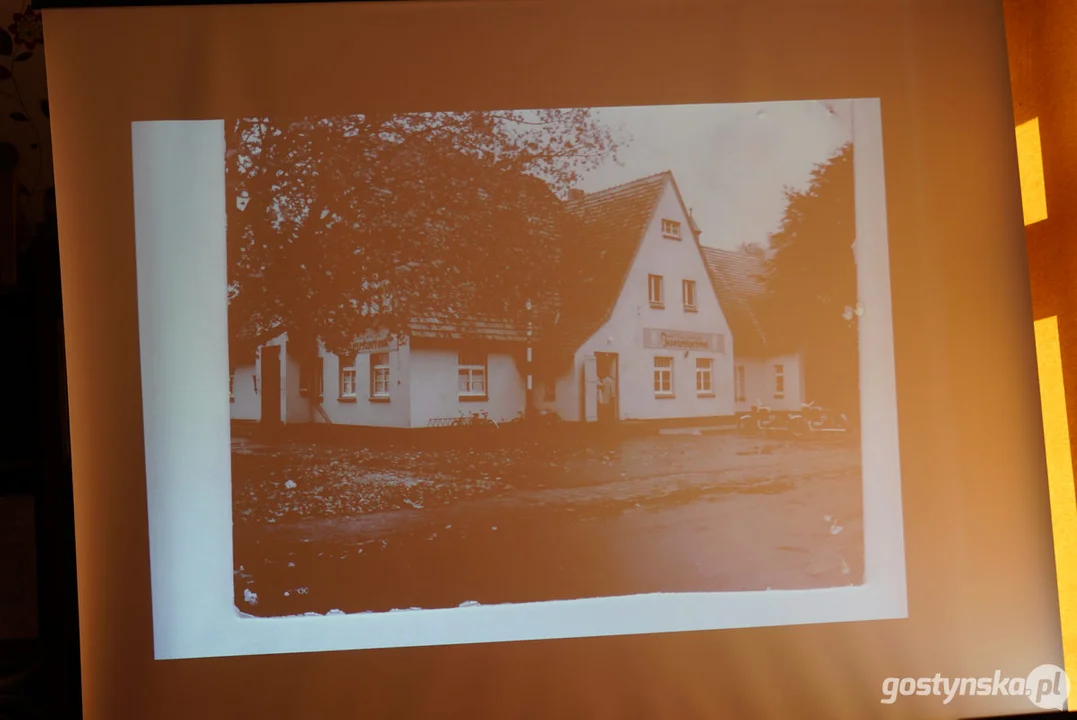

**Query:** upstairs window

left=648, top=274, right=664, bottom=308
left=682, top=279, right=697, bottom=311
left=661, top=219, right=682, bottom=240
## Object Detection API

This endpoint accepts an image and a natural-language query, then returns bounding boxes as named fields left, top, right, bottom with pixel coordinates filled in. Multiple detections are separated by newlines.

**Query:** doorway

left=260, top=345, right=281, bottom=425
left=595, top=352, right=619, bottom=423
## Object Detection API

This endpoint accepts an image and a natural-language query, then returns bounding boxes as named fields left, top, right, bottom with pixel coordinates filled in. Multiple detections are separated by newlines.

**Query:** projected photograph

left=224, top=101, right=869, bottom=618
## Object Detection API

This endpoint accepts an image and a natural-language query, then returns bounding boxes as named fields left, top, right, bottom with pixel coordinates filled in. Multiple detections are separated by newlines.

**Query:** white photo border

left=132, top=98, right=907, bottom=661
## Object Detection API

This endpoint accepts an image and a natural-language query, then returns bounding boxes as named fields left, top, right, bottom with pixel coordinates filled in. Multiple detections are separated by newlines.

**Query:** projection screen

left=43, top=1, right=1064, bottom=718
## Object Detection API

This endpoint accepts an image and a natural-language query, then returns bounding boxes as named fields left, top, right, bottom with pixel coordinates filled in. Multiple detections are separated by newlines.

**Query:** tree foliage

left=762, top=142, right=859, bottom=414
left=226, top=110, right=624, bottom=366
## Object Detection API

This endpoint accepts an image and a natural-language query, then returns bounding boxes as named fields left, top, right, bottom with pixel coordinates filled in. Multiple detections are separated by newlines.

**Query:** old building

left=700, top=246, right=806, bottom=414
left=231, top=171, right=743, bottom=428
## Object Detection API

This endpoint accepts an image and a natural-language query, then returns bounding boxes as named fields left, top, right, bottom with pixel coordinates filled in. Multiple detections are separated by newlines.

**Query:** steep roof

left=699, top=246, right=770, bottom=357
left=408, top=287, right=561, bottom=344
left=345, top=160, right=567, bottom=346
left=236, top=169, right=713, bottom=354
left=546, top=171, right=678, bottom=353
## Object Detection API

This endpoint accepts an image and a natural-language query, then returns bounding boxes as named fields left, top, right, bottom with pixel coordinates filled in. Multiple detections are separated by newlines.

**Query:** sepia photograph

left=222, top=100, right=871, bottom=619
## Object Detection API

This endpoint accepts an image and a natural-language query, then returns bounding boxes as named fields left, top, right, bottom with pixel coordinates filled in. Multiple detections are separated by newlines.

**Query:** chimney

left=568, top=188, right=585, bottom=201
left=688, top=207, right=701, bottom=236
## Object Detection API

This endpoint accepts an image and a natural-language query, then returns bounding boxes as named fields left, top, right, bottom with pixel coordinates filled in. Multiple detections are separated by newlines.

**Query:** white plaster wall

left=228, top=333, right=287, bottom=424
left=769, top=351, right=805, bottom=411
left=534, top=362, right=581, bottom=421
left=283, top=344, right=311, bottom=424
left=736, top=352, right=805, bottom=413
left=230, top=363, right=260, bottom=421
left=319, top=343, right=412, bottom=428
left=409, top=347, right=526, bottom=427
left=574, top=178, right=735, bottom=421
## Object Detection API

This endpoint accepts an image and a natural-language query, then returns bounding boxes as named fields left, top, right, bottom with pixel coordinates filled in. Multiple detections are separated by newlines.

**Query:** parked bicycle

left=450, top=409, right=499, bottom=429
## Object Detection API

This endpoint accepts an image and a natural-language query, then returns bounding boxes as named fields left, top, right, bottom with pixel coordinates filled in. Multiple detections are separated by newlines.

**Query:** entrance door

left=581, top=355, right=598, bottom=422
left=595, top=352, right=619, bottom=423
left=261, top=345, right=281, bottom=425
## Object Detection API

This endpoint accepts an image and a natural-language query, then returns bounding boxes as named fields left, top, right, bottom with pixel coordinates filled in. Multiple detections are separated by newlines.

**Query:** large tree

left=762, top=142, right=859, bottom=417
left=225, top=110, right=624, bottom=367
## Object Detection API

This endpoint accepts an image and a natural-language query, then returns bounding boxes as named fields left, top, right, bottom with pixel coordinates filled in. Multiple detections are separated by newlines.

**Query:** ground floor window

left=654, top=356, right=673, bottom=397
left=774, top=363, right=785, bottom=399
left=735, top=365, right=746, bottom=402
left=340, top=358, right=357, bottom=399
left=696, top=357, right=713, bottom=395
left=458, top=352, right=487, bottom=399
left=370, top=352, right=390, bottom=398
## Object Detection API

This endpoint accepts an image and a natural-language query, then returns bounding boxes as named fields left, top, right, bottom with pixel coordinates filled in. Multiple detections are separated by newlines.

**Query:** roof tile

left=700, top=246, right=770, bottom=356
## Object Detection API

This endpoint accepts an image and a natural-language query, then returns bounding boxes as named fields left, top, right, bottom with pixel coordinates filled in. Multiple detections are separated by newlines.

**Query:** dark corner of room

left=0, top=1, right=80, bottom=718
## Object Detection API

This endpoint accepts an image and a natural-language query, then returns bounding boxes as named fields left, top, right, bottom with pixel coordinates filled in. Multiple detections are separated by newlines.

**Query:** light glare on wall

left=1016, top=118, right=1048, bottom=226
left=1034, top=315, right=1077, bottom=703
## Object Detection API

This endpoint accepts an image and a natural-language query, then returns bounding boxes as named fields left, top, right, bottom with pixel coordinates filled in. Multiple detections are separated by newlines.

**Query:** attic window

left=662, top=219, right=681, bottom=240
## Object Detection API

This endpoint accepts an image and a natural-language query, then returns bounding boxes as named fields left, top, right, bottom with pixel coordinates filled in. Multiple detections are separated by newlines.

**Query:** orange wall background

left=1005, top=0, right=1077, bottom=699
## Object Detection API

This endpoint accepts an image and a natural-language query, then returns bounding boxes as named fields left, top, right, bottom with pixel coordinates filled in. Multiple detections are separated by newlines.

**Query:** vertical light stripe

left=1034, top=315, right=1077, bottom=702
left=1016, top=118, right=1048, bottom=226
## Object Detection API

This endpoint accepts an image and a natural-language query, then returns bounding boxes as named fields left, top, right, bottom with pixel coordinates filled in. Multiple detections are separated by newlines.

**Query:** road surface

left=232, top=429, right=864, bottom=616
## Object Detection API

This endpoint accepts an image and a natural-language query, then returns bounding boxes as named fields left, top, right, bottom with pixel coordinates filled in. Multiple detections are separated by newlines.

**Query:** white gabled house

left=533, top=172, right=735, bottom=424
left=231, top=170, right=747, bottom=429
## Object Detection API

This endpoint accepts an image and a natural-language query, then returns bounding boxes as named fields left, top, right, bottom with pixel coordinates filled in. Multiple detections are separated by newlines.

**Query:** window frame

left=696, top=357, right=714, bottom=396
left=339, top=357, right=358, bottom=401
left=314, top=356, right=324, bottom=400
left=369, top=351, right=391, bottom=401
left=648, top=274, right=665, bottom=308
left=682, top=279, right=697, bottom=311
left=458, top=351, right=488, bottom=401
left=774, top=363, right=785, bottom=399
left=653, top=355, right=674, bottom=398
left=661, top=218, right=682, bottom=240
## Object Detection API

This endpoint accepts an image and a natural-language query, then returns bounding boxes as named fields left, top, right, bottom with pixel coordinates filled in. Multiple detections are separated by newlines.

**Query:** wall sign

left=354, top=334, right=407, bottom=354
left=643, top=328, right=724, bottom=353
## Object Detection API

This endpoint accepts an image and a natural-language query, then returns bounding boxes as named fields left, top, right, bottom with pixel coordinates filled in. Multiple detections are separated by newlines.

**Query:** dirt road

left=232, top=430, right=863, bottom=616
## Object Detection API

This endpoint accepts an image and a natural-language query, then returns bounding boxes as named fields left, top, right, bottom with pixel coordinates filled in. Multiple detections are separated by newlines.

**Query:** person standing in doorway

left=597, top=369, right=616, bottom=423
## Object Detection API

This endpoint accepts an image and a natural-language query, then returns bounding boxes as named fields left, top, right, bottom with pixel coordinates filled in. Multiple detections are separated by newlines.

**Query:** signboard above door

left=642, top=328, right=724, bottom=353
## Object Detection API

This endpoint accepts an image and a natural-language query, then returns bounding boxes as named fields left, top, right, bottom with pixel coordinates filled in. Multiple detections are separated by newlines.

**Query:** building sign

left=354, top=334, right=406, bottom=353
left=643, top=328, right=724, bottom=353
